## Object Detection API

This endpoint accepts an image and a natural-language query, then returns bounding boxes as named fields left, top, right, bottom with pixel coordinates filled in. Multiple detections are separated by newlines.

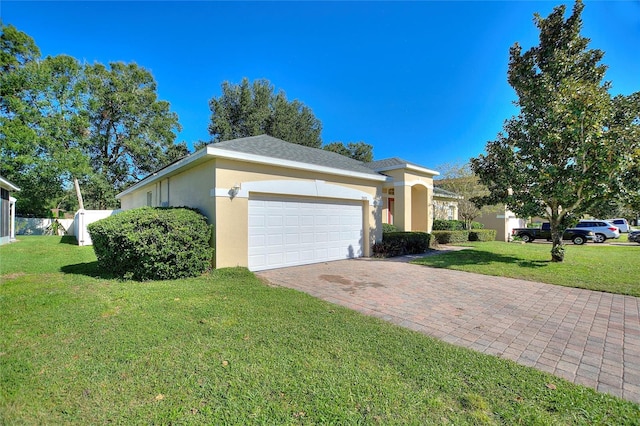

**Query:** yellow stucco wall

left=119, top=160, right=217, bottom=220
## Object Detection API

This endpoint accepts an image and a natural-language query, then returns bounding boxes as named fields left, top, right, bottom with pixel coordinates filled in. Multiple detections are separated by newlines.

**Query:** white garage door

left=248, top=196, right=363, bottom=271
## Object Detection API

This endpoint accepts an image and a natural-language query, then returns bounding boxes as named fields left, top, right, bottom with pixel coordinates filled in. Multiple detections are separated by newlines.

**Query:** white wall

left=15, top=218, right=54, bottom=235
left=74, top=209, right=120, bottom=246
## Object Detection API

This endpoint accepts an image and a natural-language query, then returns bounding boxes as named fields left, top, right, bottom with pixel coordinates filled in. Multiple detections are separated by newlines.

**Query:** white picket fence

left=16, top=209, right=120, bottom=246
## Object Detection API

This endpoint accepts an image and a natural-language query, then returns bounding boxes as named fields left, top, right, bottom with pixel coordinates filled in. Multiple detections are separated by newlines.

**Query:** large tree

left=471, top=1, right=640, bottom=261
left=208, top=78, right=322, bottom=148
left=1, top=23, right=187, bottom=213
left=84, top=62, right=185, bottom=208
left=0, top=25, right=74, bottom=215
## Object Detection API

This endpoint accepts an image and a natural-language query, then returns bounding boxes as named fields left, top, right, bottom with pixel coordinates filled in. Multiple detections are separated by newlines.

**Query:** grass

left=413, top=240, right=640, bottom=297
left=1, top=236, right=639, bottom=424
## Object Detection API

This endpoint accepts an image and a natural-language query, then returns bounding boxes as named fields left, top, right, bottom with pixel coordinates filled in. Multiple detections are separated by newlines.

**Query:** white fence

left=74, top=209, right=120, bottom=246
left=15, top=218, right=59, bottom=236
left=16, top=210, right=120, bottom=246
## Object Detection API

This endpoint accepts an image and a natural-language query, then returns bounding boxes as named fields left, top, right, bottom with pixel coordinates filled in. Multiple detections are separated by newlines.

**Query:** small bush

left=382, top=223, right=398, bottom=233
left=468, top=229, right=496, bottom=242
left=431, top=230, right=469, bottom=244
left=432, top=219, right=465, bottom=231
left=88, top=207, right=212, bottom=281
left=470, top=221, right=484, bottom=229
left=372, top=232, right=431, bottom=258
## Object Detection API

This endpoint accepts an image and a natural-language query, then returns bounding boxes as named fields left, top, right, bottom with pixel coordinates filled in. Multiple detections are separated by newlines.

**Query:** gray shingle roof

left=434, top=186, right=463, bottom=199
left=210, top=135, right=381, bottom=176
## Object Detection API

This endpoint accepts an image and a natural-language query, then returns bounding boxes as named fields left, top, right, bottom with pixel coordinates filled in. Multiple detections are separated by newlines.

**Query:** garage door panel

left=248, top=197, right=363, bottom=271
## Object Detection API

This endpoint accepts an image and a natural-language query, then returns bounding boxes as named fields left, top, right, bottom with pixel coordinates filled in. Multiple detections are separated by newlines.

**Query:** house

left=117, top=135, right=440, bottom=271
left=476, top=205, right=527, bottom=242
left=432, top=187, right=463, bottom=220
left=0, top=175, right=20, bottom=245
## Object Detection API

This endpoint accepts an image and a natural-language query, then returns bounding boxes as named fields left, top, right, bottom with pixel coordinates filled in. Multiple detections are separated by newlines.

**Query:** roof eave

left=371, top=163, right=440, bottom=176
left=116, top=145, right=388, bottom=199
left=207, top=146, right=388, bottom=182
left=0, top=176, right=20, bottom=192
left=116, top=148, right=210, bottom=199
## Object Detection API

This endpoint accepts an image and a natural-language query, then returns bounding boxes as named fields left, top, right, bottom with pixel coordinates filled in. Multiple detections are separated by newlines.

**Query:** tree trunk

left=74, top=177, right=85, bottom=210
left=549, top=216, right=565, bottom=262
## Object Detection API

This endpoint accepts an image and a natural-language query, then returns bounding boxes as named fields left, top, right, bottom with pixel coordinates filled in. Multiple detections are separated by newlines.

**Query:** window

left=448, top=206, right=455, bottom=220
left=146, top=191, right=152, bottom=207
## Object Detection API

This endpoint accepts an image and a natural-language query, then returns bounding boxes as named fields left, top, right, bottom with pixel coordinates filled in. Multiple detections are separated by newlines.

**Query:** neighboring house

left=117, top=135, right=440, bottom=271
left=476, top=204, right=527, bottom=242
left=432, top=187, right=462, bottom=220
left=0, top=175, right=20, bottom=245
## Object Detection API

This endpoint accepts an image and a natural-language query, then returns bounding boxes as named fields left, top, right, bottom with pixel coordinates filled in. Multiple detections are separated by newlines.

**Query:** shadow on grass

left=61, top=261, right=116, bottom=279
left=58, top=235, right=79, bottom=245
left=415, top=249, right=550, bottom=269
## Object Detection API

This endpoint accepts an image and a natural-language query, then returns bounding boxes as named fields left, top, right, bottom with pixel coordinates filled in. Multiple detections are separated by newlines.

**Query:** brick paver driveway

left=258, top=257, right=640, bottom=403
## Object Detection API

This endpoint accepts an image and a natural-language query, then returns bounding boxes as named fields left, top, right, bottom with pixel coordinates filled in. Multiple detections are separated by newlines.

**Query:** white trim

left=371, top=163, right=439, bottom=176
left=206, top=146, right=388, bottom=182
left=0, top=176, right=20, bottom=192
left=214, top=179, right=375, bottom=202
left=9, top=196, right=17, bottom=240
left=117, top=145, right=389, bottom=199
left=393, top=180, right=434, bottom=190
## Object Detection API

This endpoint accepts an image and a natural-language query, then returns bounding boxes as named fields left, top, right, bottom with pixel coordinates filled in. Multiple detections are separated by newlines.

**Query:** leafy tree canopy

left=470, top=0, right=640, bottom=261
left=0, top=23, right=186, bottom=214
left=323, top=141, right=373, bottom=163
left=0, top=21, right=39, bottom=73
left=209, top=78, right=322, bottom=148
left=84, top=61, right=185, bottom=207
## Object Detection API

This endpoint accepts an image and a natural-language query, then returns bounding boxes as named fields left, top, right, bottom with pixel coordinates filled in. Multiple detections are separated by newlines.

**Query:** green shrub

left=432, top=219, right=465, bottom=231
left=382, top=223, right=398, bottom=233
left=470, top=221, right=484, bottom=229
left=468, top=229, right=496, bottom=242
left=372, top=232, right=431, bottom=257
left=431, top=230, right=469, bottom=244
left=88, top=207, right=212, bottom=281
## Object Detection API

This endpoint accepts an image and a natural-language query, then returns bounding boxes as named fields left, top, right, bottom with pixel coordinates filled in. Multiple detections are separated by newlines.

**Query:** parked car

left=511, top=223, right=595, bottom=245
left=629, top=230, right=640, bottom=244
left=606, top=218, right=630, bottom=233
left=574, top=220, right=620, bottom=243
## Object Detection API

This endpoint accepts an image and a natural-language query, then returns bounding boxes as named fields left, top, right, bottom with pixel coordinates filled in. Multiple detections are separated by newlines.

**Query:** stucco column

left=426, top=187, right=433, bottom=233
left=393, top=183, right=412, bottom=232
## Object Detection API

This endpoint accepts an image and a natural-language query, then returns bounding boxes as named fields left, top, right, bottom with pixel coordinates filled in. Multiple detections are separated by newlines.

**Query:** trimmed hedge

left=372, top=232, right=431, bottom=258
left=469, top=229, right=497, bottom=242
left=432, top=219, right=465, bottom=231
left=88, top=207, right=212, bottom=281
left=431, top=230, right=470, bottom=244
left=382, top=223, right=398, bottom=233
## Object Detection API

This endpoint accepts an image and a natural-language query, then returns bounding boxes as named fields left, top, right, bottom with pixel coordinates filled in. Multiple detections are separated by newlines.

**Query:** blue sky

left=2, top=1, right=639, bottom=172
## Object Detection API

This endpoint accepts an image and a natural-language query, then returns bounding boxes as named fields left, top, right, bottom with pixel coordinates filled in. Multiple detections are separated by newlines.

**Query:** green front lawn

left=1, top=237, right=638, bottom=424
left=413, top=240, right=640, bottom=297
